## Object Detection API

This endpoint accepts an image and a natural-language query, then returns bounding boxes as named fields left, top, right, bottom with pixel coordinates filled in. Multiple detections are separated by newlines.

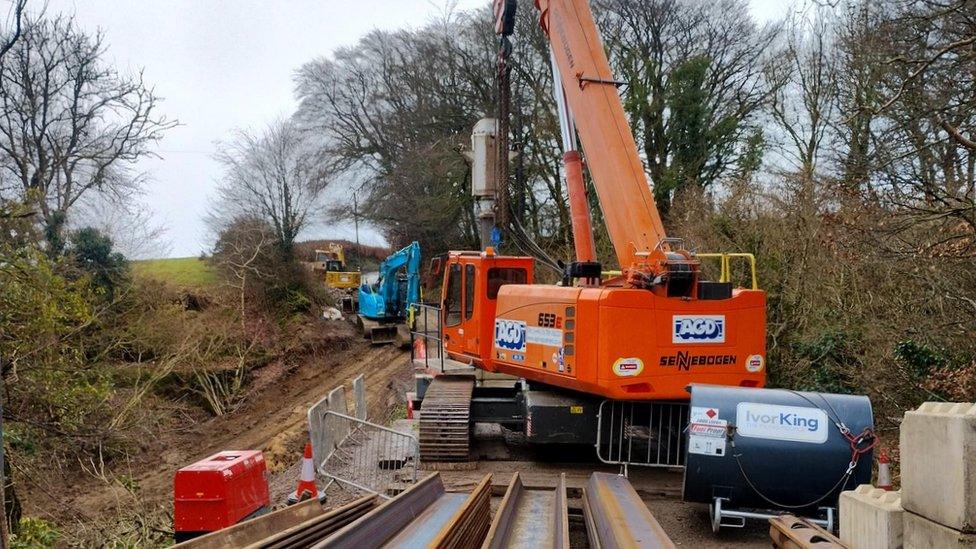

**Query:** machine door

left=441, top=260, right=481, bottom=359
left=442, top=262, right=464, bottom=355
left=461, top=263, right=480, bottom=355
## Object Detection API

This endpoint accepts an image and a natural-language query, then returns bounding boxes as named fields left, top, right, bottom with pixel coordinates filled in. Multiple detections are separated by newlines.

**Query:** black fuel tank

left=682, top=384, right=874, bottom=512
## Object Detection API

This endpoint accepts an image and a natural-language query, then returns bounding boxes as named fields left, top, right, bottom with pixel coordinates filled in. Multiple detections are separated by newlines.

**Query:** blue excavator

left=357, top=241, right=421, bottom=346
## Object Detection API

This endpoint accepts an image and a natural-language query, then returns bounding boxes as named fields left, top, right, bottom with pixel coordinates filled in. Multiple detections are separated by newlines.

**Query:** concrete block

left=905, top=511, right=976, bottom=548
left=900, top=401, right=976, bottom=531
left=839, top=485, right=903, bottom=549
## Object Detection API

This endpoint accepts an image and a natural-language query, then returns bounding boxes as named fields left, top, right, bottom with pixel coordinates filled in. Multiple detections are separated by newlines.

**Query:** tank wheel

left=710, top=497, right=723, bottom=533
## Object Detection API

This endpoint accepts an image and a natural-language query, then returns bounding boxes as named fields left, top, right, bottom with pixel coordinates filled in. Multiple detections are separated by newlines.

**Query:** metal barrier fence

left=409, top=302, right=444, bottom=373
left=318, top=410, right=419, bottom=499
left=596, top=400, right=689, bottom=474
left=307, top=372, right=370, bottom=468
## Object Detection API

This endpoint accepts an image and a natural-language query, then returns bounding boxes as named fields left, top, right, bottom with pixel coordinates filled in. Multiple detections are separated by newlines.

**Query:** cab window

left=464, top=264, right=476, bottom=320
left=445, top=264, right=462, bottom=326
left=487, top=268, right=527, bottom=299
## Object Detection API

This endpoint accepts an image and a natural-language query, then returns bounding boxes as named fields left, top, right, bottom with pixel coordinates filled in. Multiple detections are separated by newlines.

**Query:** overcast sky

left=43, top=0, right=792, bottom=258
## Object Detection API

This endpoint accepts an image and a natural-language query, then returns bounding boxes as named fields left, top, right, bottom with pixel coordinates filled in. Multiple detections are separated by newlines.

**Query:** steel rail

left=173, top=495, right=378, bottom=549
left=311, top=472, right=492, bottom=549
left=245, top=496, right=376, bottom=549
left=482, top=473, right=570, bottom=549
left=583, top=472, right=676, bottom=549
left=769, top=515, right=845, bottom=548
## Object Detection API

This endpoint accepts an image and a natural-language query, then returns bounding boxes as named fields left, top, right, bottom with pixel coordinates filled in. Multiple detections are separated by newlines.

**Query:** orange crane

left=419, top=0, right=766, bottom=462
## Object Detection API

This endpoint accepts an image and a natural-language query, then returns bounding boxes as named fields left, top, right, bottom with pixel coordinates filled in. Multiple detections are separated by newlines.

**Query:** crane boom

left=534, top=0, right=668, bottom=272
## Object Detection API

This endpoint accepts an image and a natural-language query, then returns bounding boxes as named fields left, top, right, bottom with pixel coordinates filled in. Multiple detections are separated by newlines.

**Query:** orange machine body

left=441, top=252, right=766, bottom=401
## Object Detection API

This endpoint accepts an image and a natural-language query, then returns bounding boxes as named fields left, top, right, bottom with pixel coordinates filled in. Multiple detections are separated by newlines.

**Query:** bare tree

left=0, top=13, right=175, bottom=252
left=596, top=0, right=783, bottom=214
left=827, top=0, right=976, bottom=257
left=770, top=8, right=840, bottom=182
left=0, top=0, right=26, bottom=62
left=212, top=119, right=328, bottom=257
left=0, top=3, right=26, bottom=544
left=293, top=15, right=494, bottom=254
left=73, top=194, right=171, bottom=259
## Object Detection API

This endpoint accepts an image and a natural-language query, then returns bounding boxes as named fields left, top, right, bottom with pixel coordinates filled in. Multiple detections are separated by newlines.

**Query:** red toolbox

left=173, top=450, right=270, bottom=539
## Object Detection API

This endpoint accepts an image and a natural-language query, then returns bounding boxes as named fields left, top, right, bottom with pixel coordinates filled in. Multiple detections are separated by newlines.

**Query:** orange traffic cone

left=414, top=337, right=427, bottom=360
left=877, top=449, right=893, bottom=491
left=287, top=442, right=319, bottom=504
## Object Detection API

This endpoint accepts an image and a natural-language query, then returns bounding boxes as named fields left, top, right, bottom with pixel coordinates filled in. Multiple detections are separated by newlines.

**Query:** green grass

left=132, top=257, right=220, bottom=288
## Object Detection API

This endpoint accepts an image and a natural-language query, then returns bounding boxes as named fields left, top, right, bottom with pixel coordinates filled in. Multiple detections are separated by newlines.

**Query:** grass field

left=132, top=257, right=220, bottom=287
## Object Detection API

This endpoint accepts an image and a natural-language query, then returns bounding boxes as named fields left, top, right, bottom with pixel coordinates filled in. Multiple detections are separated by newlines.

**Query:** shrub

left=69, top=227, right=129, bottom=299
left=11, top=517, right=59, bottom=548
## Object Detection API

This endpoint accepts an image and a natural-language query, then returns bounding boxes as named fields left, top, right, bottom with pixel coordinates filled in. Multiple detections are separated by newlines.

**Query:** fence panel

left=307, top=386, right=349, bottom=468
left=409, top=302, right=444, bottom=372
left=596, top=400, right=689, bottom=471
left=318, top=411, right=418, bottom=499
left=353, top=374, right=366, bottom=421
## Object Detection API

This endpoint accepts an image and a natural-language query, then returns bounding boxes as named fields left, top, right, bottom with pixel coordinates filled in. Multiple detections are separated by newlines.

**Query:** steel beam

left=312, top=472, right=492, bottom=549
left=482, top=473, right=570, bottom=549
left=583, top=472, right=675, bottom=549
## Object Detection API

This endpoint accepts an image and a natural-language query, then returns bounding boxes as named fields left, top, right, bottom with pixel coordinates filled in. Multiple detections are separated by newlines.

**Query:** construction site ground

left=55, top=318, right=768, bottom=546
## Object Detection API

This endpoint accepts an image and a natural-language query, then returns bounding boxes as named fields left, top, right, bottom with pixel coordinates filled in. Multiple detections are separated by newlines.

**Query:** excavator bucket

left=368, top=324, right=398, bottom=346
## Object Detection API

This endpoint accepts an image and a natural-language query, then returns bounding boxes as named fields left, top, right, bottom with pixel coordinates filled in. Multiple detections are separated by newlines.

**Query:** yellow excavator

left=312, top=243, right=361, bottom=291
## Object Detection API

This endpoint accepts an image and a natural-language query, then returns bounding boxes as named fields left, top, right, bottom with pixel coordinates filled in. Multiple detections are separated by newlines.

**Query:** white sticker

left=494, top=319, right=526, bottom=352
left=746, top=354, right=765, bottom=373
left=553, top=348, right=565, bottom=372
left=612, top=357, right=644, bottom=377
left=526, top=326, right=562, bottom=347
left=689, top=435, right=727, bottom=456
left=689, top=418, right=727, bottom=438
left=673, top=315, right=726, bottom=344
left=735, top=402, right=829, bottom=444
left=691, top=406, right=721, bottom=422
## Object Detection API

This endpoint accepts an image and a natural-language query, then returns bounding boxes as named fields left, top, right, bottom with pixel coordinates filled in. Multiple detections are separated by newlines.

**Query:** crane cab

left=440, top=250, right=534, bottom=364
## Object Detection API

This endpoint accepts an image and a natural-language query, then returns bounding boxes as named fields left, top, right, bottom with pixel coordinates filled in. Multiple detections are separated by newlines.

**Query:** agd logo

left=672, top=315, right=725, bottom=344
left=494, top=319, right=526, bottom=352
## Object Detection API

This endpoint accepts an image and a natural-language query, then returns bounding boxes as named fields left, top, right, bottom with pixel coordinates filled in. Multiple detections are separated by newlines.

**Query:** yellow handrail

left=697, top=252, right=758, bottom=290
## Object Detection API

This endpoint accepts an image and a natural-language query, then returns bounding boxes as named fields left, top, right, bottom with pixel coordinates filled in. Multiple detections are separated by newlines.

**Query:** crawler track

left=419, top=375, right=475, bottom=462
